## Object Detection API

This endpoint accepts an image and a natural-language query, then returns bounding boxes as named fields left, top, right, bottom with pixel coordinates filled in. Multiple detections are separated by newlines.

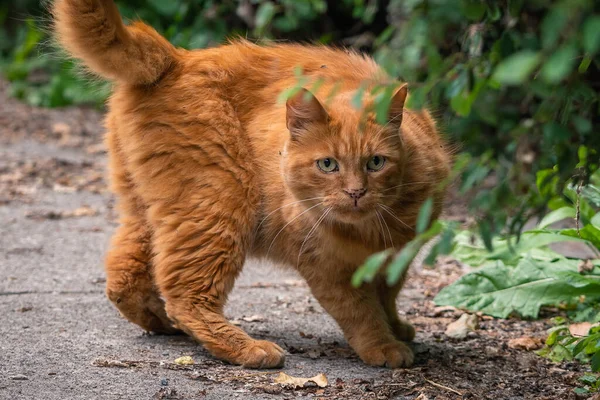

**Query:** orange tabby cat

left=53, top=0, right=451, bottom=369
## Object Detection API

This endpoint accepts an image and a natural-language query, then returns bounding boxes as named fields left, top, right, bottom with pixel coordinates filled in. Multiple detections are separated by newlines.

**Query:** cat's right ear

left=286, top=88, right=328, bottom=139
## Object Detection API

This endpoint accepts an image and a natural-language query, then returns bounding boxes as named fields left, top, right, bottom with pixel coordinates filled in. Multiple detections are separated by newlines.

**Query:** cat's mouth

left=330, top=203, right=374, bottom=223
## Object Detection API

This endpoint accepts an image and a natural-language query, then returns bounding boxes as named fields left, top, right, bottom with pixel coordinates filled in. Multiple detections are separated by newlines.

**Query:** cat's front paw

left=357, top=341, right=414, bottom=368
left=239, top=340, right=286, bottom=369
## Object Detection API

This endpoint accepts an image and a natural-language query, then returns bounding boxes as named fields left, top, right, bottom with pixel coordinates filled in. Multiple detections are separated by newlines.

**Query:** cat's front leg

left=300, top=267, right=414, bottom=368
left=376, top=277, right=416, bottom=342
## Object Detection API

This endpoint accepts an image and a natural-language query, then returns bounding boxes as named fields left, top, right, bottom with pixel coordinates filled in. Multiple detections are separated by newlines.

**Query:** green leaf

left=492, top=51, right=541, bottom=85
left=461, top=0, right=486, bottom=21
left=254, top=2, right=278, bottom=35
left=538, top=207, right=575, bottom=229
left=351, top=84, right=365, bottom=110
left=386, top=221, right=443, bottom=285
left=452, top=230, right=565, bottom=266
left=560, top=224, right=600, bottom=250
left=592, top=351, right=600, bottom=372
left=540, top=45, right=578, bottom=84
left=583, top=16, right=600, bottom=55
left=386, top=241, right=421, bottom=285
left=416, top=197, right=433, bottom=234
left=434, top=256, right=600, bottom=318
left=592, top=213, right=600, bottom=230
left=351, top=250, right=392, bottom=287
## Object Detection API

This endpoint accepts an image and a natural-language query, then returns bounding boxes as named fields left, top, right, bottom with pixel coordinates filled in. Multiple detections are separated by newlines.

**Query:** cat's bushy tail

left=52, top=0, right=177, bottom=85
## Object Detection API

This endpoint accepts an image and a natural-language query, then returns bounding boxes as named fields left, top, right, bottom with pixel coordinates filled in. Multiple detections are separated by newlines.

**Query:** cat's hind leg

left=104, top=131, right=176, bottom=334
left=121, top=103, right=284, bottom=368
left=105, top=217, right=177, bottom=334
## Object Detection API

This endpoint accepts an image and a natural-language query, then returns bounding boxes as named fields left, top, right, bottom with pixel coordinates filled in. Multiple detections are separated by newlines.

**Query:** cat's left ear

left=387, top=83, right=408, bottom=128
left=286, top=88, right=329, bottom=139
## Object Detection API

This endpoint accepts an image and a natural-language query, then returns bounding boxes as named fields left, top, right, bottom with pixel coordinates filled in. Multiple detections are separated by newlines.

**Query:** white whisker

left=382, top=181, right=439, bottom=193
left=266, top=202, right=324, bottom=258
left=379, top=210, right=395, bottom=250
left=256, top=197, right=325, bottom=232
left=378, top=204, right=413, bottom=231
left=296, top=207, right=332, bottom=267
left=374, top=210, right=387, bottom=249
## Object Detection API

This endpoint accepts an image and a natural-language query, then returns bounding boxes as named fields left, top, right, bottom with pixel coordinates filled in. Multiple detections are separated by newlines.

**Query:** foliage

left=0, top=0, right=383, bottom=107
left=432, top=170, right=600, bottom=316
left=536, top=321, right=600, bottom=394
left=434, top=246, right=600, bottom=319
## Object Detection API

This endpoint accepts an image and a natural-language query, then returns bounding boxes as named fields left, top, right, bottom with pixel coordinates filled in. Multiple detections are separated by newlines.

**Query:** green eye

left=317, top=158, right=339, bottom=173
left=367, top=155, right=386, bottom=171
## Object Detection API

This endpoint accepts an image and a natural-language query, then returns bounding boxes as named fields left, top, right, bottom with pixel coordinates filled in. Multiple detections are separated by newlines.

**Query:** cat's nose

left=344, top=188, right=367, bottom=200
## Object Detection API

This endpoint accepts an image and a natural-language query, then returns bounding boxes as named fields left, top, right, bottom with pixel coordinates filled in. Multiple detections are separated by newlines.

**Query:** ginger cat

left=53, top=0, right=451, bottom=369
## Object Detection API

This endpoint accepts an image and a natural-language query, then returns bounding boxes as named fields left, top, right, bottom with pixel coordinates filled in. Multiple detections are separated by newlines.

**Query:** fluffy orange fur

left=53, top=0, right=451, bottom=369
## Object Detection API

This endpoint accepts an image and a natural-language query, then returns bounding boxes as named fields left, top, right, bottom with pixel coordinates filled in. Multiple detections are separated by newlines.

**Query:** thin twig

left=424, top=378, right=463, bottom=396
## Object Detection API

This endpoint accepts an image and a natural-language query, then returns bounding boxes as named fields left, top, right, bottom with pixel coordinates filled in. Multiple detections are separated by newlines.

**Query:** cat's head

left=281, top=85, right=408, bottom=225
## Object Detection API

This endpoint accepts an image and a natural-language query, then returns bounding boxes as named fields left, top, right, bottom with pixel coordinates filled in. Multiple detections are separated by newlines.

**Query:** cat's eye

left=367, top=155, right=386, bottom=172
left=317, top=158, right=339, bottom=173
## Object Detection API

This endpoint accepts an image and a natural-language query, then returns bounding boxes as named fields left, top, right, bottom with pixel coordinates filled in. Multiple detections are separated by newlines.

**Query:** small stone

left=162, top=351, right=169, bottom=356
left=10, top=375, right=29, bottom=381
left=160, top=378, right=169, bottom=386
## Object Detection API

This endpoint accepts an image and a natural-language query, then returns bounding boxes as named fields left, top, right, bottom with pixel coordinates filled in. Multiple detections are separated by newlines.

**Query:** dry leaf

left=173, top=356, right=194, bottom=365
left=569, top=322, right=592, bottom=337
left=445, top=313, right=478, bottom=339
left=578, top=259, right=595, bottom=273
left=26, top=206, right=97, bottom=220
left=241, top=315, right=264, bottom=322
left=433, top=305, right=458, bottom=316
left=274, top=372, right=328, bottom=388
left=508, top=336, right=544, bottom=350
left=68, top=206, right=98, bottom=217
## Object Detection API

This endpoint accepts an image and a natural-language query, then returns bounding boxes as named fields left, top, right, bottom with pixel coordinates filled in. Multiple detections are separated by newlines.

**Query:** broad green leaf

left=583, top=185, right=600, bottom=208
left=583, top=16, right=600, bottom=54
left=560, top=225, right=600, bottom=250
left=492, top=51, right=541, bottom=85
left=592, top=351, right=600, bottom=372
left=592, top=213, right=600, bottom=229
left=540, top=45, right=578, bottom=84
left=451, top=229, right=590, bottom=267
left=434, top=257, right=600, bottom=318
left=538, top=207, right=575, bottom=229
left=541, top=8, right=568, bottom=49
